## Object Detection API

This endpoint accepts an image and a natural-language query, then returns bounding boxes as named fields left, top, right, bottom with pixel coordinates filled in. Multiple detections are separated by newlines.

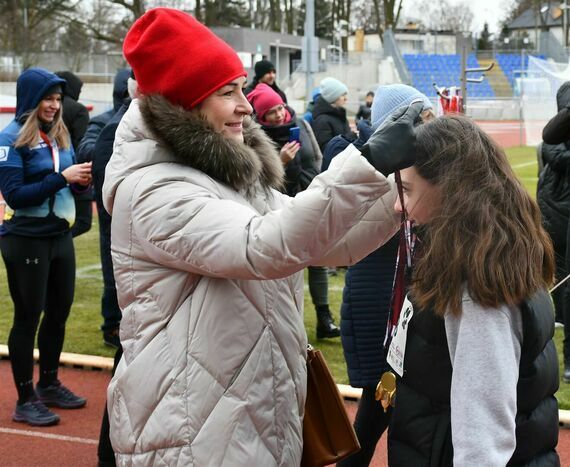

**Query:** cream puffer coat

left=103, top=95, right=399, bottom=466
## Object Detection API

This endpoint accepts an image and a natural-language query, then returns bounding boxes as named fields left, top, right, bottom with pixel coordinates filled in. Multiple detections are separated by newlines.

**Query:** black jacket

left=388, top=290, right=560, bottom=466
left=76, top=68, right=130, bottom=164
left=311, top=96, right=354, bottom=152
left=355, top=103, right=371, bottom=122
left=538, top=83, right=570, bottom=247
left=55, top=71, right=89, bottom=151
left=259, top=108, right=319, bottom=196
left=537, top=142, right=570, bottom=246
left=543, top=82, right=570, bottom=145
left=92, top=101, right=130, bottom=204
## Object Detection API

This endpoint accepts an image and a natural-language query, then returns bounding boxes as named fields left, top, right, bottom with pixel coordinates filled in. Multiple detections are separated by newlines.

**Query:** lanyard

left=39, top=131, right=60, bottom=173
left=394, top=171, right=415, bottom=267
left=385, top=170, right=416, bottom=347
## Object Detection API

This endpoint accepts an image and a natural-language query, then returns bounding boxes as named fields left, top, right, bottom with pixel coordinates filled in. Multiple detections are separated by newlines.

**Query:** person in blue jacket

left=327, top=84, right=434, bottom=467
left=0, top=68, right=92, bottom=427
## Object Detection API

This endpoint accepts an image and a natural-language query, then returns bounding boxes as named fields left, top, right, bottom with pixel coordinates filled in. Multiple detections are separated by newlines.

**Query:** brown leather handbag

left=301, top=346, right=360, bottom=467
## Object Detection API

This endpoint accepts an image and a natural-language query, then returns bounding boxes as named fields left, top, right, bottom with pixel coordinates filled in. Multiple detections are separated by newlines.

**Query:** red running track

left=476, top=120, right=527, bottom=148
left=0, top=360, right=568, bottom=466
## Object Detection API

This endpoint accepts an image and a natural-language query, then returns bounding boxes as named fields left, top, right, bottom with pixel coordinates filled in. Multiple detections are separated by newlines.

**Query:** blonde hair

left=15, top=105, right=70, bottom=150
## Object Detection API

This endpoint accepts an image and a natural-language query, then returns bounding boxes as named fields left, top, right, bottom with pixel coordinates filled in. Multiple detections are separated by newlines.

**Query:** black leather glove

left=361, top=99, right=425, bottom=176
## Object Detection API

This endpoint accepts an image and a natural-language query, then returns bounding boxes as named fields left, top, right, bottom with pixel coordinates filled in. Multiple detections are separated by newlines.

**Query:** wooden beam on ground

left=0, top=344, right=114, bottom=371
left=1, top=344, right=569, bottom=425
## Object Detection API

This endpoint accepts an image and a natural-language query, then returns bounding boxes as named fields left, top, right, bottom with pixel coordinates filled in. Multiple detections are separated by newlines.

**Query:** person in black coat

left=55, top=71, right=91, bottom=237
left=539, top=81, right=570, bottom=383
left=543, top=84, right=570, bottom=145
left=244, top=59, right=287, bottom=103
left=76, top=69, right=131, bottom=165
left=355, top=90, right=374, bottom=123
left=94, top=96, right=132, bottom=467
left=247, top=82, right=341, bottom=339
left=311, top=77, right=354, bottom=152
left=55, top=71, right=89, bottom=150
left=75, top=68, right=130, bottom=349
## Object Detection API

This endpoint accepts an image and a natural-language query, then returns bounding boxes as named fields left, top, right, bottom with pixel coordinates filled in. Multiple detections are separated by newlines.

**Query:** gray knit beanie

left=320, top=77, right=348, bottom=103
left=371, top=84, right=433, bottom=129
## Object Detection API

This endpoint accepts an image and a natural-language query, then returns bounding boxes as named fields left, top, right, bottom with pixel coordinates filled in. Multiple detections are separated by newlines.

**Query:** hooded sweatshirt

left=55, top=71, right=89, bottom=151
left=76, top=68, right=131, bottom=163
left=537, top=82, right=570, bottom=259
left=0, top=68, right=76, bottom=237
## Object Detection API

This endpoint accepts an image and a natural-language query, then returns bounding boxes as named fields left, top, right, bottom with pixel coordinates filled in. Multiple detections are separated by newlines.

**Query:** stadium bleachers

left=495, top=53, right=546, bottom=89
left=403, top=53, right=547, bottom=99
left=404, top=53, right=495, bottom=99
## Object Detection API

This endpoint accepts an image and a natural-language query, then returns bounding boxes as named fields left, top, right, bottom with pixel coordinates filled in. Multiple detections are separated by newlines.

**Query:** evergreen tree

left=477, top=22, right=492, bottom=50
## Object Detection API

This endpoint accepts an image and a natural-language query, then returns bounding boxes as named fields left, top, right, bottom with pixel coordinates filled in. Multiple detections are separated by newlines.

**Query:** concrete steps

left=479, top=58, right=513, bottom=98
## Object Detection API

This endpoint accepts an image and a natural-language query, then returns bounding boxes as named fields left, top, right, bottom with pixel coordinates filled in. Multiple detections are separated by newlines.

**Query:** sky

left=402, top=0, right=516, bottom=35
left=468, top=0, right=516, bottom=33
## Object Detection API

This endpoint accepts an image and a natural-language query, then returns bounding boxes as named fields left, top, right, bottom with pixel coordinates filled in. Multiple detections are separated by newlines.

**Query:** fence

left=0, top=51, right=127, bottom=82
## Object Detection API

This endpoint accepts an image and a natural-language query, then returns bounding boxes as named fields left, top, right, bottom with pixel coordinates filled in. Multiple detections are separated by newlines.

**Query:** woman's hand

left=280, top=141, right=300, bottom=166
left=62, top=162, right=92, bottom=185
left=361, top=100, right=424, bottom=176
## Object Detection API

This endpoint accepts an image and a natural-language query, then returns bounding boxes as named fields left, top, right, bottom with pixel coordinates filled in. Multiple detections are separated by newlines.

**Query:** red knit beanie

left=247, top=83, right=284, bottom=121
left=123, top=8, right=246, bottom=109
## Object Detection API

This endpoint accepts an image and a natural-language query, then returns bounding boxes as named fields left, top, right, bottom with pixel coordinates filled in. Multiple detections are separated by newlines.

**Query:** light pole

left=275, top=39, right=280, bottom=82
left=304, top=0, right=316, bottom=101
left=537, top=5, right=549, bottom=54
left=561, top=2, right=569, bottom=50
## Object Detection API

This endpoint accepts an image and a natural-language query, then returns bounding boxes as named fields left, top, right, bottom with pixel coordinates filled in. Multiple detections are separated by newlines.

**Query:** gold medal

left=375, top=371, right=397, bottom=413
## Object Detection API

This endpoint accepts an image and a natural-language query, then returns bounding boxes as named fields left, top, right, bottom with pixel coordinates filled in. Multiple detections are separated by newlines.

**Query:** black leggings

left=337, top=386, right=391, bottom=467
left=0, top=233, right=75, bottom=402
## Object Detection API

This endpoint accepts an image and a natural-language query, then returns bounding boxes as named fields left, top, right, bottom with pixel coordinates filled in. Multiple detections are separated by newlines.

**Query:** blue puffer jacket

left=325, top=128, right=399, bottom=388
left=0, top=68, right=76, bottom=237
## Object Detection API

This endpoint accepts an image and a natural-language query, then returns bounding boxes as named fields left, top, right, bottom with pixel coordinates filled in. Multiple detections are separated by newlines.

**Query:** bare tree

left=409, top=0, right=474, bottom=32
left=372, top=0, right=404, bottom=42
left=60, top=19, right=92, bottom=71
left=0, top=0, right=80, bottom=68
left=351, top=0, right=376, bottom=31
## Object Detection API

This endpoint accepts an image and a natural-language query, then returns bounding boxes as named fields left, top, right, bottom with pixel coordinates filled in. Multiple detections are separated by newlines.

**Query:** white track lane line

left=512, top=161, right=537, bottom=169
left=0, top=427, right=98, bottom=445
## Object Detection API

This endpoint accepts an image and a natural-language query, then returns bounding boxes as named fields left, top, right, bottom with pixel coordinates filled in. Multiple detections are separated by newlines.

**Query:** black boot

left=316, top=305, right=340, bottom=339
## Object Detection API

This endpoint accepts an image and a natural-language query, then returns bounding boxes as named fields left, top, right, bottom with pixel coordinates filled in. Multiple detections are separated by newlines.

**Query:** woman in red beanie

left=101, top=7, right=421, bottom=466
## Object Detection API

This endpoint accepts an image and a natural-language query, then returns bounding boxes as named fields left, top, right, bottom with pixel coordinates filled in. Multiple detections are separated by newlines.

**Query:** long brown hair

left=410, top=115, right=554, bottom=315
left=15, top=105, right=70, bottom=150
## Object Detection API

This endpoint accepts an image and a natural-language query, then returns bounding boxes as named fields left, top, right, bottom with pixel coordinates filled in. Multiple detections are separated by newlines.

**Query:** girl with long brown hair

left=383, top=115, right=559, bottom=465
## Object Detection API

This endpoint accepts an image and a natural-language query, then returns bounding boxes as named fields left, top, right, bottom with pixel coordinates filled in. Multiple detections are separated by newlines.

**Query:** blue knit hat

left=371, top=84, right=433, bottom=129
left=320, top=77, right=348, bottom=103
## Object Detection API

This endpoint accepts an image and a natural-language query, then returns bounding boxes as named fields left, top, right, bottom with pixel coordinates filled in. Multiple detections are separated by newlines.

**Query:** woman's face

left=334, top=93, right=348, bottom=107
left=263, top=104, right=286, bottom=125
left=194, top=76, right=252, bottom=143
left=37, top=93, right=61, bottom=124
left=394, top=166, right=441, bottom=225
left=259, top=71, right=276, bottom=86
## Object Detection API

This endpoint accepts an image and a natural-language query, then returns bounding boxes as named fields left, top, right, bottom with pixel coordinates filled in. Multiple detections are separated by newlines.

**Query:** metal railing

left=383, top=28, right=411, bottom=84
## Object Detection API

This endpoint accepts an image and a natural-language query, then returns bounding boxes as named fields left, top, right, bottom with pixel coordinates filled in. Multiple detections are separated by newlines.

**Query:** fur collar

left=139, top=94, right=284, bottom=194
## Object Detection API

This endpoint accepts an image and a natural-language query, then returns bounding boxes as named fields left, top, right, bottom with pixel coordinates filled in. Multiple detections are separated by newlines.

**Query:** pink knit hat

left=247, top=83, right=284, bottom=122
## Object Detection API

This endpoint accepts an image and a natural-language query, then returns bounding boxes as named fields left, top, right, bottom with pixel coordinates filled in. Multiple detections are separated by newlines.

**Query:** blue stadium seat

left=403, top=53, right=496, bottom=100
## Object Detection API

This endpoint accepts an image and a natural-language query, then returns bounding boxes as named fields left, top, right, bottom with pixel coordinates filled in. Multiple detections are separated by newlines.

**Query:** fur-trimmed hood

left=103, top=94, right=283, bottom=213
